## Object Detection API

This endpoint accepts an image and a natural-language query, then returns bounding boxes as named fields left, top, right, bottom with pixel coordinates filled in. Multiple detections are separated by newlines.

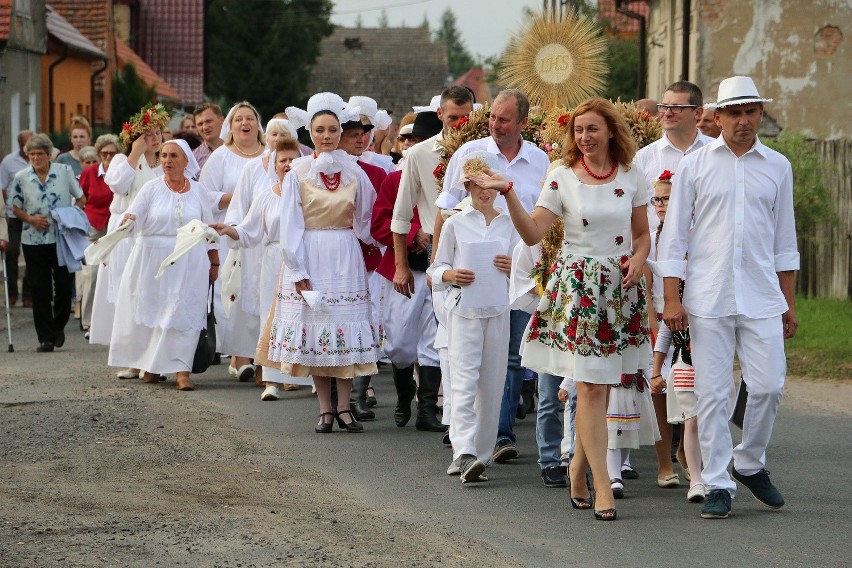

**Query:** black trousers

left=5, top=218, right=31, bottom=300
left=21, top=243, right=73, bottom=344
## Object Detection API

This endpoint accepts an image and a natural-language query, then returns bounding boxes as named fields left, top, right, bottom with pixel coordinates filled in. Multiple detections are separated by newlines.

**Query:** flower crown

left=657, top=170, right=674, bottom=182
left=120, top=103, right=170, bottom=146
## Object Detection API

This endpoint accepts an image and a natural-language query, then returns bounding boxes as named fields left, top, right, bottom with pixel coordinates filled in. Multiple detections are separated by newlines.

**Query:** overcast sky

left=331, top=0, right=542, bottom=60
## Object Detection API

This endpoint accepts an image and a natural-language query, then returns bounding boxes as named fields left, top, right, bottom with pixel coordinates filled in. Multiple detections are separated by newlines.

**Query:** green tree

left=603, top=37, right=640, bottom=101
left=205, top=0, right=334, bottom=121
left=764, top=131, right=835, bottom=240
left=111, top=63, right=157, bottom=129
left=433, top=8, right=475, bottom=77
left=378, top=8, right=388, bottom=28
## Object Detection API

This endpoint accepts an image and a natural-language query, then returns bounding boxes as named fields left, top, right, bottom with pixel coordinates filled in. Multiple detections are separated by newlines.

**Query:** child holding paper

left=428, top=151, right=518, bottom=483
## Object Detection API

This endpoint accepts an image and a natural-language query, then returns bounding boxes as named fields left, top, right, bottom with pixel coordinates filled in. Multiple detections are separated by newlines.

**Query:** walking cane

left=0, top=251, right=13, bottom=352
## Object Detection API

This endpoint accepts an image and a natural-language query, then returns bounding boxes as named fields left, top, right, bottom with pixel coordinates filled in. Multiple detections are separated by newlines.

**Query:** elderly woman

left=108, top=139, right=218, bottom=391
left=476, top=98, right=651, bottom=521
left=9, top=133, right=86, bottom=352
left=212, top=137, right=307, bottom=400
left=255, top=92, right=379, bottom=432
left=89, top=105, right=167, bottom=381
left=56, top=116, right=93, bottom=177
left=77, top=135, right=121, bottom=335
left=199, top=101, right=265, bottom=382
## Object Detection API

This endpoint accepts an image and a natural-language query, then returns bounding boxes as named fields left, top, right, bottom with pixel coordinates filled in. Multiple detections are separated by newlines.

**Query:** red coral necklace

left=320, top=172, right=341, bottom=191
left=580, top=155, right=617, bottom=180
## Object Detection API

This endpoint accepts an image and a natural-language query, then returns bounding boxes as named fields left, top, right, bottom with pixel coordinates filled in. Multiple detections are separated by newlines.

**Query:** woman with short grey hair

left=10, top=133, right=86, bottom=352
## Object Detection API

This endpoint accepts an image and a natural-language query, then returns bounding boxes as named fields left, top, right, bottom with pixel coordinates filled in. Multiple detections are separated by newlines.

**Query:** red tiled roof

left=46, top=5, right=107, bottom=60
left=599, top=0, right=649, bottom=35
left=453, top=67, right=493, bottom=106
left=0, top=0, right=12, bottom=42
left=135, top=0, right=204, bottom=105
left=47, top=0, right=109, bottom=52
left=116, top=37, right=182, bottom=101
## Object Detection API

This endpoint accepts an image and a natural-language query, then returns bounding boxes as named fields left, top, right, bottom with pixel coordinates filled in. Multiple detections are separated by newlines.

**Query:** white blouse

left=104, top=153, right=162, bottom=216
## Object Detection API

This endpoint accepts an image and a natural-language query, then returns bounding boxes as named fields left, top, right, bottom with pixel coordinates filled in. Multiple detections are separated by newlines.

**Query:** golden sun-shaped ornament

left=500, top=11, right=608, bottom=108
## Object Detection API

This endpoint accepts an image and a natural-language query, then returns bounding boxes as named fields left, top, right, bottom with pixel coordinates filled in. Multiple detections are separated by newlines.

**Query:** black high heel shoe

left=594, top=508, right=617, bottom=521
left=315, top=412, right=335, bottom=433
left=335, top=409, right=364, bottom=433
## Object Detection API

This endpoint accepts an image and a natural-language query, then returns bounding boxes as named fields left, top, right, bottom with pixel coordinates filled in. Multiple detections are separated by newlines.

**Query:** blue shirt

left=10, top=163, right=84, bottom=245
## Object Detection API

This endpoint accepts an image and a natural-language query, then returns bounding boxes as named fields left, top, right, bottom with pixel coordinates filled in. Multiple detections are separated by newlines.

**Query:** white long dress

left=198, top=145, right=262, bottom=355
left=89, top=154, right=161, bottom=345
left=234, top=184, right=311, bottom=386
left=107, top=177, right=213, bottom=374
left=256, top=151, right=380, bottom=378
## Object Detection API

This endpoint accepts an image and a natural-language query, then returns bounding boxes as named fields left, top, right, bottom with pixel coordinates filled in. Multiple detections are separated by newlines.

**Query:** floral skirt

left=521, top=252, right=650, bottom=384
left=256, top=229, right=379, bottom=378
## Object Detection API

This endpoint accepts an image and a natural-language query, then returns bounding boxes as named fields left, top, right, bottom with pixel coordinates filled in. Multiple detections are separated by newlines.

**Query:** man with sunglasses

left=635, top=81, right=713, bottom=233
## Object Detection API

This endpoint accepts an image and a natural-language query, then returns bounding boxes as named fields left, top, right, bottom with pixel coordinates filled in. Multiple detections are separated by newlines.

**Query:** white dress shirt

left=427, top=205, right=518, bottom=319
left=435, top=136, right=550, bottom=214
left=656, top=136, right=799, bottom=319
left=391, top=132, right=443, bottom=236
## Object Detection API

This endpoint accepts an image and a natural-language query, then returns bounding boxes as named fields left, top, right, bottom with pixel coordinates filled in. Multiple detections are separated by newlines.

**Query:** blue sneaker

left=732, top=468, right=785, bottom=509
left=700, top=489, right=732, bottom=519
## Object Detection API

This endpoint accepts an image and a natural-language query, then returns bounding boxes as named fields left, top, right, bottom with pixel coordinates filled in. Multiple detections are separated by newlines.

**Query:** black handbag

left=192, top=284, right=217, bottom=374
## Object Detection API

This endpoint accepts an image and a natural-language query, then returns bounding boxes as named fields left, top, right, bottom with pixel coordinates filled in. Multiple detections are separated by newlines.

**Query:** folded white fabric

left=220, top=247, right=241, bottom=316
left=83, top=220, right=135, bottom=265
left=155, top=219, right=219, bottom=279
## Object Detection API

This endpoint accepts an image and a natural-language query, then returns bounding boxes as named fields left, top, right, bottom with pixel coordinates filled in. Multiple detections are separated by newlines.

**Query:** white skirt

left=258, top=229, right=378, bottom=378
left=88, top=214, right=134, bottom=346
left=107, top=235, right=209, bottom=374
left=607, top=376, right=661, bottom=449
left=256, top=242, right=311, bottom=386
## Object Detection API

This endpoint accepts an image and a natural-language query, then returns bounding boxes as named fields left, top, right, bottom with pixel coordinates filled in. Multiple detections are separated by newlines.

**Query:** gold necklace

left=231, top=141, right=262, bottom=157
left=164, top=175, right=188, bottom=193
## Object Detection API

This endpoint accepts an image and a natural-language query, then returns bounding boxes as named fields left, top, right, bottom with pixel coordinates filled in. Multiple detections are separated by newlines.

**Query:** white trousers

left=448, top=310, right=509, bottom=463
left=380, top=274, right=439, bottom=367
left=690, top=314, right=786, bottom=496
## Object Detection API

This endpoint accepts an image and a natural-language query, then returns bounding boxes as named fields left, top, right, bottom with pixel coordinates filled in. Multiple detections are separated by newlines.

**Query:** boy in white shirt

left=428, top=151, right=518, bottom=483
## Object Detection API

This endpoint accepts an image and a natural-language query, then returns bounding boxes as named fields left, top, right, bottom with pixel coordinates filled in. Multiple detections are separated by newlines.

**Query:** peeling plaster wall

left=647, top=0, right=852, bottom=139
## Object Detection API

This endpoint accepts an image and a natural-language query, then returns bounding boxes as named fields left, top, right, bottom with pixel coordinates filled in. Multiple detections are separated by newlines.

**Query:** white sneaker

left=261, top=384, right=282, bottom=401
left=116, top=369, right=139, bottom=380
left=235, top=364, right=255, bottom=382
left=687, top=483, right=706, bottom=503
left=446, top=460, right=461, bottom=476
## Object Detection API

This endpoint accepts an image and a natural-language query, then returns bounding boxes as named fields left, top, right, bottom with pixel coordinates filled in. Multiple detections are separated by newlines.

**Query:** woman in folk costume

left=108, top=139, right=219, bottom=391
left=211, top=137, right=310, bottom=401
left=90, top=105, right=167, bottom=372
left=256, top=92, right=380, bottom=433
left=199, top=101, right=265, bottom=382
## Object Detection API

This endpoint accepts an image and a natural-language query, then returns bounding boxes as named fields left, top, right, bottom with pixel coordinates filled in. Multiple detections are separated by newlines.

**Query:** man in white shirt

left=192, top=103, right=225, bottom=170
left=435, top=89, right=551, bottom=464
left=657, top=76, right=799, bottom=520
left=390, top=86, right=475, bottom=432
left=635, top=81, right=714, bottom=232
left=1, top=130, right=33, bottom=306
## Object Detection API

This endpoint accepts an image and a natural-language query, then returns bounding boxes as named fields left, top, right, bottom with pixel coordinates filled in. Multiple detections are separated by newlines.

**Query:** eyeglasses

left=650, top=196, right=671, bottom=206
left=656, top=104, right=697, bottom=114
left=99, top=151, right=117, bottom=158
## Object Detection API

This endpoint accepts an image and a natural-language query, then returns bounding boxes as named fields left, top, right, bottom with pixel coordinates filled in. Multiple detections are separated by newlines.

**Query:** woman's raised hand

left=208, top=223, right=239, bottom=240
left=469, top=167, right=510, bottom=192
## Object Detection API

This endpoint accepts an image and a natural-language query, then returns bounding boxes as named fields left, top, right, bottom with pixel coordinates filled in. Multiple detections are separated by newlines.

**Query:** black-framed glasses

left=657, top=104, right=697, bottom=114
left=651, top=196, right=671, bottom=206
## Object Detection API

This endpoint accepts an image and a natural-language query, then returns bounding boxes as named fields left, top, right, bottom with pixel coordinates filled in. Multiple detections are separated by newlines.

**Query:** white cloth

left=436, top=137, right=550, bottom=214
left=509, top=241, right=542, bottom=315
left=634, top=130, right=714, bottom=231
left=219, top=248, right=241, bottom=316
left=656, top=136, right=800, bottom=319
left=107, top=178, right=213, bottom=373
left=233, top=185, right=312, bottom=386
left=155, top=219, right=219, bottom=278
left=449, top=309, right=510, bottom=462
left=84, top=220, right=134, bottom=265
left=380, top=274, right=439, bottom=367
left=428, top=206, right=517, bottom=319
left=360, top=151, right=393, bottom=173
left=391, top=132, right=444, bottom=236
left=689, top=314, right=785, bottom=495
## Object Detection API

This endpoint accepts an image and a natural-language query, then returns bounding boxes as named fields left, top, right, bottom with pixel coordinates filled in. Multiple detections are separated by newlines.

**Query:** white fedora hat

left=713, top=76, right=773, bottom=109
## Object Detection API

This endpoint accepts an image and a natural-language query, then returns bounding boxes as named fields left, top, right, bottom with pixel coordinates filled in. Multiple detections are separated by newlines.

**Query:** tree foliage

left=111, top=63, right=157, bottom=129
left=764, top=131, right=835, bottom=240
left=433, top=8, right=475, bottom=77
left=603, top=37, right=640, bottom=101
left=205, top=0, right=334, bottom=122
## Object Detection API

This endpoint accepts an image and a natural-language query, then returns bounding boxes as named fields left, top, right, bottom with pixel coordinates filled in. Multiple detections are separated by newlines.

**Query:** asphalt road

left=3, top=309, right=850, bottom=567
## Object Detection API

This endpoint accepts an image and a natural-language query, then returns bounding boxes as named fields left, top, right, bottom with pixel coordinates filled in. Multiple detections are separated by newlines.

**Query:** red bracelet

left=499, top=181, right=513, bottom=196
